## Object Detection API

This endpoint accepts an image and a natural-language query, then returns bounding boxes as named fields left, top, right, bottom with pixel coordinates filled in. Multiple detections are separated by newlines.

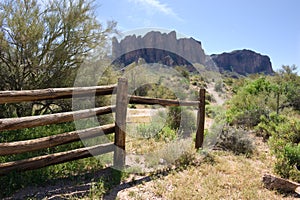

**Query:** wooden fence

left=0, top=78, right=205, bottom=175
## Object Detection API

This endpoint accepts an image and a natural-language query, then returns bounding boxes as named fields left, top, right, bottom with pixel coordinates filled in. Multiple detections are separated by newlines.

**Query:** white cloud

left=128, top=0, right=183, bottom=21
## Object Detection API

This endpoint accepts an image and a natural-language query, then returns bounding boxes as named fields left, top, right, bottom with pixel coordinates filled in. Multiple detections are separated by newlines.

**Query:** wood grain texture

left=129, top=95, right=199, bottom=106
left=114, top=78, right=128, bottom=169
left=0, top=143, right=115, bottom=176
left=0, top=85, right=117, bottom=104
left=195, top=89, right=205, bottom=149
left=0, top=124, right=115, bottom=156
left=0, top=106, right=115, bottom=131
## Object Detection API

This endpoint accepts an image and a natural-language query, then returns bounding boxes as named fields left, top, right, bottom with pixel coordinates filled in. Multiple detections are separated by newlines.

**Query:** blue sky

left=96, top=0, right=300, bottom=71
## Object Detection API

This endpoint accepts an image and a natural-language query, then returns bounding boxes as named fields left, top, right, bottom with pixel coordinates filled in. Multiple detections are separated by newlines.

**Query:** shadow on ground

left=4, top=166, right=176, bottom=200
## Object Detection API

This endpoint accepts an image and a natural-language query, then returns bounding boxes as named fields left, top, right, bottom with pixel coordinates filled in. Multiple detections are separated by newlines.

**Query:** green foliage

left=147, top=83, right=177, bottom=99
left=0, top=0, right=116, bottom=117
left=167, top=106, right=182, bottom=130
left=284, top=144, right=300, bottom=169
left=0, top=0, right=115, bottom=90
left=206, top=105, right=223, bottom=118
left=273, top=144, right=300, bottom=182
left=226, top=67, right=300, bottom=128
left=226, top=76, right=274, bottom=127
left=226, top=66, right=300, bottom=181
left=166, top=106, right=197, bottom=136
left=137, top=122, right=164, bottom=139
left=175, top=66, right=190, bottom=79
left=256, top=113, right=300, bottom=182
left=88, top=169, right=125, bottom=199
left=137, top=123, right=177, bottom=142
left=158, top=126, right=177, bottom=142
left=0, top=123, right=113, bottom=197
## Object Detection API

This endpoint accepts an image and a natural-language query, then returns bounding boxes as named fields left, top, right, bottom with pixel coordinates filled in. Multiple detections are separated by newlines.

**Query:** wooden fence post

left=195, top=88, right=205, bottom=149
left=113, top=78, right=128, bottom=169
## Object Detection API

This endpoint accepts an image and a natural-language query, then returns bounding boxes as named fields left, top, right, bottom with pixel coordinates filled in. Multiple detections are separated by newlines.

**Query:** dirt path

left=206, top=82, right=225, bottom=106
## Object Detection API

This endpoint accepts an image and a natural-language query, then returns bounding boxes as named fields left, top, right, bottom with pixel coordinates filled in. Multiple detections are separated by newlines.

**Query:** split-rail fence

left=0, top=78, right=205, bottom=175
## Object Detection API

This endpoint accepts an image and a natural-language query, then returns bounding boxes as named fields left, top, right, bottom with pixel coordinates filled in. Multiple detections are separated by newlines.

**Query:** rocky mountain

left=112, top=31, right=207, bottom=71
left=112, top=31, right=274, bottom=75
left=211, top=50, right=274, bottom=75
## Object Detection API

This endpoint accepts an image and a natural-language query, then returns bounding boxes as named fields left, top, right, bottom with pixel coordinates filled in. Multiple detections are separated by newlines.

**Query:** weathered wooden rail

left=0, top=78, right=205, bottom=175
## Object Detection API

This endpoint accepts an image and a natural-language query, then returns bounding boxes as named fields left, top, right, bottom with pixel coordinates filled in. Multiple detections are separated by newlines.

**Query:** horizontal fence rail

left=129, top=95, right=199, bottom=106
left=0, top=143, right=115, bottom=176
left=0, top=78, right=206, bottom=176
left=0, top=124, right=115, bottom=156
left=0, top=106, right=115, bottom=131
left=0, top=85, right=117, bottom=104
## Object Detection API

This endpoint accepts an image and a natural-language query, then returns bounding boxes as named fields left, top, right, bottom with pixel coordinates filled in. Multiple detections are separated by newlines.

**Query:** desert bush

left=273, top=144, right=300, bottom=182
left=166, top=107, right=196, bottom=136
left=167, top=106, right=182, bottom=130
left=206, top=105, right=224, bottom=119
left=257, top=113, right=300, bottom=182
left=214, top=80, right=224, bottom=92
left=157, top=126, right=177, bottom=142
left=137, top=122, right=163, bottom=139
left=215, top=126, right=255, bottom=156
left=145, top=139, right=193, bottom=167
left=137, top=123, right=177, bottom=142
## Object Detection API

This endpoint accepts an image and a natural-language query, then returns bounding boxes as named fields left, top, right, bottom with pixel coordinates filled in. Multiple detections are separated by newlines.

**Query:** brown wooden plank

left=129, top=95, right=199, bottom=106
left=0, top=124, right=115, bottom=156
left=195, top=89, right=205, bottom=149
left=0, top=85, right=117, bottom=104
left=0, top=106, right=115, bottom=131
left=0, top=143, right=115, bottom=176
left=114, top=78, right=128, bottom=169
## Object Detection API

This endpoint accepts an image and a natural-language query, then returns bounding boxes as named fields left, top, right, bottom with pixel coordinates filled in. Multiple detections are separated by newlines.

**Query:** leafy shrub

left=206, top=105, right=224, bottom=119
left=214, top=80, right=224, bottom=92
left=137, top=122, right=163, bottom=139
left=257, top=113, right=300, bottom=182
left=284, top=144, right=300, bottom=168
left=215, top=126, right=255, bottom=156
left=224, top=67, right=300, bottom=182
left=167, top=106, right=181, bottom=130
left=137, top=123, right=177, bottom=142
left=166, top=107, right=196, bottom=137
left=158, top=126, right=177, bottom=142
left=274, top=144, right=300, bottom=182
left=226, top=76, right=278, bottom=128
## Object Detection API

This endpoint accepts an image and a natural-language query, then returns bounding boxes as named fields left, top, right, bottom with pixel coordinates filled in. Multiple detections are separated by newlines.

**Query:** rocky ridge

left=211, top=49, right=273, bottom=75
left=112, top=31, right=274, bottom=75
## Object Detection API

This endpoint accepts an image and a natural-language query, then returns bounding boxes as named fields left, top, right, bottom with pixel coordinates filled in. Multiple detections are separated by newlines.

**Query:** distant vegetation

left=225, top=65, right=300, bottom=182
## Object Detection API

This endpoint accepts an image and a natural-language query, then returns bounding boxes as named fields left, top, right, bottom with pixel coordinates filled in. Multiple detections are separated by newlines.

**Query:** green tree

left=226, top=65, right=300, bottom=127
left=275, top=65, right=300, bottom=111
left=0, top=0, right=116, bottom=116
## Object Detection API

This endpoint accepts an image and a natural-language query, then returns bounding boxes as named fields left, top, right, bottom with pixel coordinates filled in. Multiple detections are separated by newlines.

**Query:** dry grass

left=116, top=136, right=298, bottom=200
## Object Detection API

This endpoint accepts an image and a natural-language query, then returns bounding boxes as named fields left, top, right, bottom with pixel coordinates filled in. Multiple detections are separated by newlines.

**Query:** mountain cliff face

left=112, top=31, right=207, bottom=70
left=211, top=50, right=273, bottom=75
left=112, top=31, right=274, bottom=75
